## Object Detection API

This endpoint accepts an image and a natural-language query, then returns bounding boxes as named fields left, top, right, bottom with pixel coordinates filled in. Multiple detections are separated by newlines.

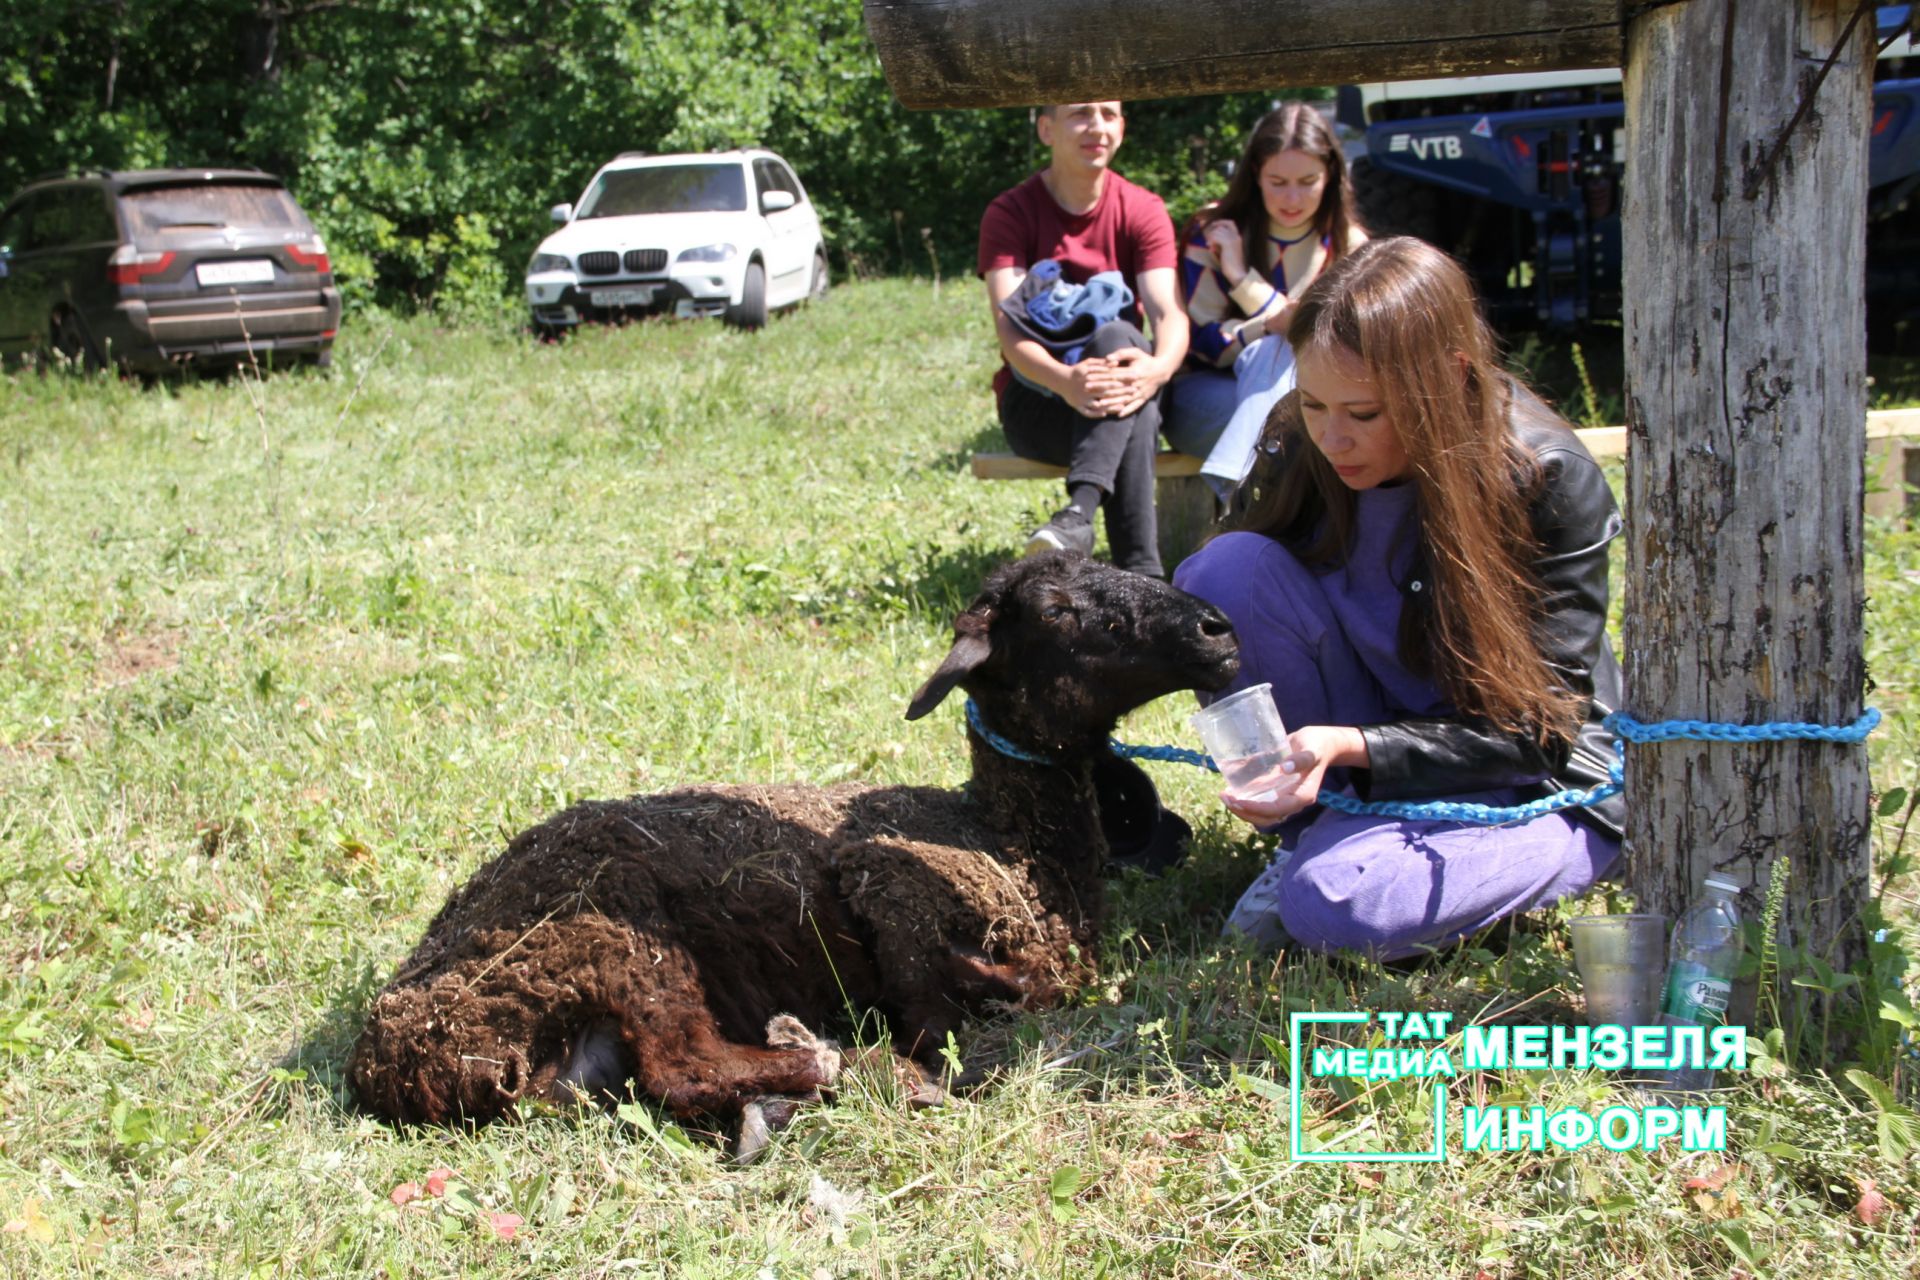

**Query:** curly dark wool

left=348, top=553, right=1238, bottom=1129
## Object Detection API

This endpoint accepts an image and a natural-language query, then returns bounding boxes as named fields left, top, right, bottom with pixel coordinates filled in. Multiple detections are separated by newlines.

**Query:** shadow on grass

left=881, top=539, right=1011, bottom=622
left=759, top=537, right=1013, bottom=630
left=923, top=420, right=1010, bottom=475
left=272, top=962, right=388, bottom=1119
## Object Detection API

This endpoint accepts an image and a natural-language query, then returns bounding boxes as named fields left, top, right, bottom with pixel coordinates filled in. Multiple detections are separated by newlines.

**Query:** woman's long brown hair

left=1234, top=237, right=1583, bottom=743
left=1184, top=102, right=1364, bottom=275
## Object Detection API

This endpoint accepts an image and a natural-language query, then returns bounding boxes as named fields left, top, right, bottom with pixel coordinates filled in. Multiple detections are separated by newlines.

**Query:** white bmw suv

left=525, top=149, right=827, bottom=333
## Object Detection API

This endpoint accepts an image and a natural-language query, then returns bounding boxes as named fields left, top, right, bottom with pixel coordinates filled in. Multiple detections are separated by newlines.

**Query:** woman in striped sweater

left=1164, top=103, right=1367, bottom=499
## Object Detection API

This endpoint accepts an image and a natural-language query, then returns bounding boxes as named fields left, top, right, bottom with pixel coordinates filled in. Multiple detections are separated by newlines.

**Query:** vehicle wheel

left=1351, top=158, right=1444, bottom=246
left=725, top=261, right=768, bottom=330
left=47, top=310, right=101, bottom=372
left=807, top=249, right=830, bottom=302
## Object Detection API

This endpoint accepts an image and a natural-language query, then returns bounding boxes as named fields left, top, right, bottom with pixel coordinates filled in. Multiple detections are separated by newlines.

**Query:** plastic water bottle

left=1655, top=876, right=1742, bottom=1092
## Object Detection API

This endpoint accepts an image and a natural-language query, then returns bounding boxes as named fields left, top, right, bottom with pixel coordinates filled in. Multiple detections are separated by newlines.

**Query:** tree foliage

left=1, top=0, right=1295, bottom=310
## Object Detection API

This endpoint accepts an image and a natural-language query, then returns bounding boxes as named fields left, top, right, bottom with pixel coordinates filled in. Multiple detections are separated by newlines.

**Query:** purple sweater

left=1175, top=483, right=1449, bottom=733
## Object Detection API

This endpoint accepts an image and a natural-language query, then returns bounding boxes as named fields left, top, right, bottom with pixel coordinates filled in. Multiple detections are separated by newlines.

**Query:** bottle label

left=1661, top=960, right=1732, bottom=1023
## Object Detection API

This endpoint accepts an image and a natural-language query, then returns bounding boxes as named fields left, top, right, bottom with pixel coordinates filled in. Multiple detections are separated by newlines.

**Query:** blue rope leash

left=964, top=697, right=1055, bottom=765
left=965, top=697, right=1881, bottom=828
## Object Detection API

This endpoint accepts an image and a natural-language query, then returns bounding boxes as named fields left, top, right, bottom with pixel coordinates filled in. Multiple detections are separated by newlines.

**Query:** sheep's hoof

left=905, top=1077, right=949, bottom=1109
left=765, top=1013, right=841, bottom=1085
left=842, top=1045, right=955, bottom=1109
left=942, top=1063, right=989, bottom=1092
left=734, top=1096, right=804, bottom=1164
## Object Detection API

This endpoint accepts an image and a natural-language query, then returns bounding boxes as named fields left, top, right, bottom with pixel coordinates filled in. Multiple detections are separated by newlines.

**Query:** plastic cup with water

left=1568, top=914, right=1667, bottom=1030
left=1191, top=683, right=1298, bottom=804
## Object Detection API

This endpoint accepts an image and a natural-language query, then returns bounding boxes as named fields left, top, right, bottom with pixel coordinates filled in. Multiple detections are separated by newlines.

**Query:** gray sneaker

left=1024, top=507, right=1094, bottom=557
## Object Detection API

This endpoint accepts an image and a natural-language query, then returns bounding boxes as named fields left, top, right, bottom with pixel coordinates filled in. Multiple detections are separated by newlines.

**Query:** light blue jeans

left=1161, top=335, right=1298, bottom=500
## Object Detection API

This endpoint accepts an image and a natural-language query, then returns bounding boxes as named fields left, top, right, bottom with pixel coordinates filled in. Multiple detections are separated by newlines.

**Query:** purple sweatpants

left=1174, top=520, right=1622, bottom=961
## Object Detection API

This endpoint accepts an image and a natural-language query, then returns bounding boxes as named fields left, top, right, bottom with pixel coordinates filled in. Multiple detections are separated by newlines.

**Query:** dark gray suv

left=0, top=169, right=342, bottom=373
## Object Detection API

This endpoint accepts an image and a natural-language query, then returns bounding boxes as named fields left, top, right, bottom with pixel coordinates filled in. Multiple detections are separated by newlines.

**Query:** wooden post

left=863, top=0, right=1622, bottom=108
left=863, top=0, right=1884, bottom=1005
left=1622, top=2, right=1873, bottom=975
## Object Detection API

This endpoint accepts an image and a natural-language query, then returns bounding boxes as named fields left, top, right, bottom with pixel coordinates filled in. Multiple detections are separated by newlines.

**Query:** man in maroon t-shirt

left=978, top=101, right=1188, bottom=578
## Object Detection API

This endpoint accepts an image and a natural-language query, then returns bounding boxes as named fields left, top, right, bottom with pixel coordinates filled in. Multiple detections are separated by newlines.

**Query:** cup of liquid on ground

left=1191, top=683, right=1297, bottom=803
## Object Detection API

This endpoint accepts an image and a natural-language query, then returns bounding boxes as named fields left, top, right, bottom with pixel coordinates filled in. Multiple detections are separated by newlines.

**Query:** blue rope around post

left=1106, top=708, right=1880, bottom=828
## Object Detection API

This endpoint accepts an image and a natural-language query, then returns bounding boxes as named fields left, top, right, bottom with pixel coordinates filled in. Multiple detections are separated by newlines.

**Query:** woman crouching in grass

left=1173, top=236, right=1625, bottom=960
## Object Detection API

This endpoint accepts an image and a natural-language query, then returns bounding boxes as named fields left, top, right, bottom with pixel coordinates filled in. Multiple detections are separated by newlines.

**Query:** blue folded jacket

left=999, top=259, right=1135, bottom=369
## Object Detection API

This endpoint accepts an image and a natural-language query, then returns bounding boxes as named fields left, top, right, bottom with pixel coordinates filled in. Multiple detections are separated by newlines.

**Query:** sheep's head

left=905, top=553, right=1239, bottom=755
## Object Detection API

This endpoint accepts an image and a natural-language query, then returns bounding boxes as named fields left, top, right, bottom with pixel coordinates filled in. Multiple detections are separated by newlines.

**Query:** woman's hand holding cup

left=1213, top=724, right=1368, bottom=828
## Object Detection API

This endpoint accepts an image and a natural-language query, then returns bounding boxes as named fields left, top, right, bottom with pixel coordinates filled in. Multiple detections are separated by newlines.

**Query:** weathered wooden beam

left=1622, top=1, right=1873, bottom=983
left=864, top=0, right=1624, bottom=109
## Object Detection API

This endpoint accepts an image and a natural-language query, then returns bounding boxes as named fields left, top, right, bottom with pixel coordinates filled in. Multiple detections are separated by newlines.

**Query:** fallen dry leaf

left=389, top=1182, right=422, bottom=1208
left=488, top=1211, right=523, bottom=1241
left=1690, top=1186, right=1742, bottom=1220
left=1856, top=1177, right=1890, bottom=1228
left=1683, top=1162, right=1738, bottom=1193
left=425, top=1168, right=452, bottom=1197
left=3, top=1197, right=57, bottom=1243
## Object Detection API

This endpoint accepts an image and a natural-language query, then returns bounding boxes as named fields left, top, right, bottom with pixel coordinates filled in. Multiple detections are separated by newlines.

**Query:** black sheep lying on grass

left=347, top=552, right=1239, bottom=1146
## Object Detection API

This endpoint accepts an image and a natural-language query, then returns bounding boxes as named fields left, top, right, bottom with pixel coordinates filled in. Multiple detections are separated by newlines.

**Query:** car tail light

left=287, top=239, right=331, bottom=274
left=107, top=246, right=175, bottom=285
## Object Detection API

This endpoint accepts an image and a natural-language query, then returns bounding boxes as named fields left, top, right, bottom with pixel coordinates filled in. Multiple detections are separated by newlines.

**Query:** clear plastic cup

left=1568, top=914, right=1667, bottom=1030
left=1191, top=683, right=1297, bottom=803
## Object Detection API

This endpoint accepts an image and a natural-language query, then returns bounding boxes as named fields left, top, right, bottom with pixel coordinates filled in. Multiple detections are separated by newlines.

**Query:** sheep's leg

left=632, top=1012, right=841, bottom=1119
left=735, top=1039, right=947, bottom=1163
left=882, top=943, right=1057, bottom=1075
left=734, top=1095, right=804, bottom=1164
left=945, top=944, right=1056, bottom=1006
left=841, top=1043, right=952, bottom=1107
left=542, top=1019, right=634, bottom=1108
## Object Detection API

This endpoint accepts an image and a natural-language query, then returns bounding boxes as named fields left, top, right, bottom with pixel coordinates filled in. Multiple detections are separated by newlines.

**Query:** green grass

left=0, top=282, right=1916, bottom=1278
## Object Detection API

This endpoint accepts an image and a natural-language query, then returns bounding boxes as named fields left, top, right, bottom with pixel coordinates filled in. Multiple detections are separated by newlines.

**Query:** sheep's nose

left=1198, top=606, right=1234, bottom=639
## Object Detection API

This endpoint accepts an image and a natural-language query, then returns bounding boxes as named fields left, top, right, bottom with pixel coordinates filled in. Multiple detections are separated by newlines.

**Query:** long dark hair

left=1233, top=238, right=1583, bottom=743
left=1186, top=102, right=1364, bottom=273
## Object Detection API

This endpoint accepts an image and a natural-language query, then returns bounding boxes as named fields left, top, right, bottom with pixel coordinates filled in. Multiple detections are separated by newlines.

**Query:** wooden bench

left=970, top=450, right=1217, bottom=569
left=972, top=410, right=1920, bottom=568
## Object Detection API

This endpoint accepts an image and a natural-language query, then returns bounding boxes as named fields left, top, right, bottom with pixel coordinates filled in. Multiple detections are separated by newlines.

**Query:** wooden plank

left=863, top=0, right=1623, bottom=109
left=1622, top=1, right=1873, bottom=984
left=1868, top=406, right=1920, bottom=438
left=1575, top=411, right=1910, bottom=461
left=971, top=451, right=1202, bottom=479
left=972, top=410, right=1918, bottom=475
left=1578, top=425, right=1627, bottom=458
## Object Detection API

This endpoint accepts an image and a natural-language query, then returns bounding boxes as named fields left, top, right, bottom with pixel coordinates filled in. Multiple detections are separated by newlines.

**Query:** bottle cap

left=1702, top=877, right=1740, bottom=893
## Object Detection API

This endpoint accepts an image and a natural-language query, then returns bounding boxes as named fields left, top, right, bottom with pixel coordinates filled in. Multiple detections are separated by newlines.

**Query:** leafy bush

left=0, top=0, right=1293, bottom=309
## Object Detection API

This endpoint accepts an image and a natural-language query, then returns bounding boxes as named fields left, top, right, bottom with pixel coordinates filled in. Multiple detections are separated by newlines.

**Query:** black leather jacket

left=1353, top=391, right=1626, bottom=839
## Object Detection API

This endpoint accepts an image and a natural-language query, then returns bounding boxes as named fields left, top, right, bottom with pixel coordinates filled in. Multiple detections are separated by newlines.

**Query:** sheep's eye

left=1040, top=603, right=1072, bottom=622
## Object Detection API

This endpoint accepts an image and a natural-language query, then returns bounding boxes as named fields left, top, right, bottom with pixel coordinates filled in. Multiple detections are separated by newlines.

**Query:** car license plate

left=196, top=260, right=275, bottom=286
left=591, top=287, right=656, bottom=307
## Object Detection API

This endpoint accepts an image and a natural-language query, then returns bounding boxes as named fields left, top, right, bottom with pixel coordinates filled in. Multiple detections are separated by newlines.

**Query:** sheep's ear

left=905, top=608, right=996, bottom=721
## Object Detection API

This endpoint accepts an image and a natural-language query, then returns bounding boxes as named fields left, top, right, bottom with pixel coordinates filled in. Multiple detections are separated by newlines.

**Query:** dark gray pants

left=998, top=320, right=1163, bottom=576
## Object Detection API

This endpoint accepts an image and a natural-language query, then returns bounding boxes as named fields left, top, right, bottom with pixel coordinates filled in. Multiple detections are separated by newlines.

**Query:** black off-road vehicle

left=0, top=168, right=341, bottom=373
